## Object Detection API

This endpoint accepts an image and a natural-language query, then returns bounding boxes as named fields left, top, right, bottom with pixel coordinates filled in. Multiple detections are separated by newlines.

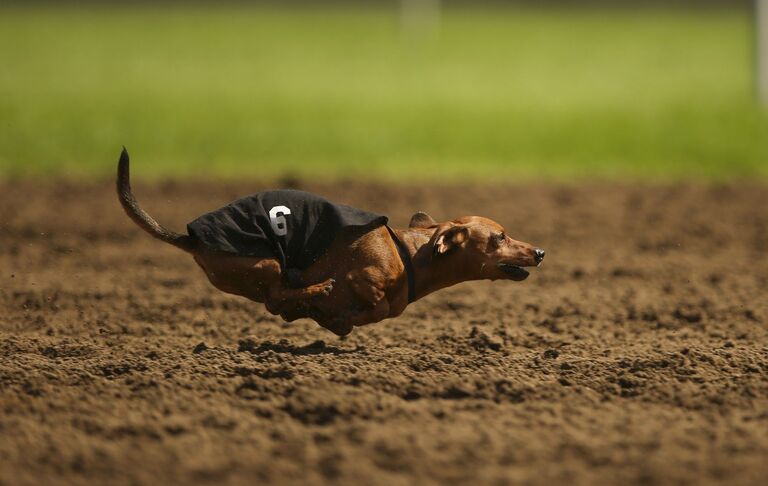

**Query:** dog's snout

left=533, top=248, right=545, bottom=263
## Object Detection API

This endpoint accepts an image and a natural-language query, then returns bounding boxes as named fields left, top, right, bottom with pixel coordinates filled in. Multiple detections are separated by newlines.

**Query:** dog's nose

left=534, top=248, right=545, bottom=263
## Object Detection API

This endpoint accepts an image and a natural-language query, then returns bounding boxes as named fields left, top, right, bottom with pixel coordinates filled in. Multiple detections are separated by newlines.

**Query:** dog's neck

left=396, top=227, right=481, bottom=301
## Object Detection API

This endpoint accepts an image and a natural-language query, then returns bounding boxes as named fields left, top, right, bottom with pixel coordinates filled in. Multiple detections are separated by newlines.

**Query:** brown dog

left=117, top=149, right=545, bottom=336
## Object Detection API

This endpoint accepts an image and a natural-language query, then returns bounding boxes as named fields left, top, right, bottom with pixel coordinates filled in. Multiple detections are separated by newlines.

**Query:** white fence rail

left=758, top=0, right=768, bottom=105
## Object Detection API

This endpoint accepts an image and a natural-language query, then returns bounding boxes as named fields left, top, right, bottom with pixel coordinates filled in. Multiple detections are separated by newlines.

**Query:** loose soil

left=1, top=179, right=766, bottom=485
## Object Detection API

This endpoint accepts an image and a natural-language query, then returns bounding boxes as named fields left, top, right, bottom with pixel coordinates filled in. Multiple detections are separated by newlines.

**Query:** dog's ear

left=409, top=211, right=437, bottom=229
left=433, top=225, right=469, bottom=256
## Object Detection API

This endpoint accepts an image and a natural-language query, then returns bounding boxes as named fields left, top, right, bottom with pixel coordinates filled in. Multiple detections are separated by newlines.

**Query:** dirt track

left=1, top=179, right=767, bottom=485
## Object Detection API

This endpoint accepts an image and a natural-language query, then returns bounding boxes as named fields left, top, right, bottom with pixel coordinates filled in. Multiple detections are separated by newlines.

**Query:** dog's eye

left=496, top=232, right=506, bottom=244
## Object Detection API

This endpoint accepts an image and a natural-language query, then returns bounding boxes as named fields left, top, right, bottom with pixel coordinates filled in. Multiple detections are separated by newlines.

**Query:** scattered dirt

left=1, top=179, right=767, bottom=485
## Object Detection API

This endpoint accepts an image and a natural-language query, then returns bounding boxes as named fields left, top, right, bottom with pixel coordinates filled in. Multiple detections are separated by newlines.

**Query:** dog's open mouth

left=498, top=263, right=530, bottom=281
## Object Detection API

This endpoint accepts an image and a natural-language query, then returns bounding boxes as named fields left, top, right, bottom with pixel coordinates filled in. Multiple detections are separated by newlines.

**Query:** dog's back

left=186, top=189, right=387, bottom=271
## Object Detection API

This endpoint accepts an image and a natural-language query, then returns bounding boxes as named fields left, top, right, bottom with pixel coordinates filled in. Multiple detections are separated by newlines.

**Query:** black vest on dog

left=187, top=190, right=388, bottom=272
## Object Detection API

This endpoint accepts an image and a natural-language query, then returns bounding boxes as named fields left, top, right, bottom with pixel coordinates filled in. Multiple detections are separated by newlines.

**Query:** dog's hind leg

left=266, top=278, right=334, bottom=306
left=193, top=251, right=334, bottom=317
left=193, top=254, right=275, bottom=300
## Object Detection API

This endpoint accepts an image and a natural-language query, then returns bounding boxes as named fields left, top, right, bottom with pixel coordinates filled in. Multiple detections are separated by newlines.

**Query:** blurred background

left=0, top=0, right=766, bottom=181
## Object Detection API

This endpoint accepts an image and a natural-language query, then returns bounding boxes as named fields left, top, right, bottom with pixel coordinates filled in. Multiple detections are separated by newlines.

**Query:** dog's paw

left=321, top=318, right=353, bottom=337
left=321, top=278, right=335, bottom=296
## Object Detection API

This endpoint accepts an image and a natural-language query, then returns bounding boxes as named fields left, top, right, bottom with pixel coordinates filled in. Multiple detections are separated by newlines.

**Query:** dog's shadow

left=237, top=338, right=360, bottom=356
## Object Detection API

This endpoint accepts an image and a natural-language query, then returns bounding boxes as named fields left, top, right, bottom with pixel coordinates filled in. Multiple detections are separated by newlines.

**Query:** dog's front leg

left=311, top=266, right=392, bottom=334
left=321, top=299, right=391, bottom=336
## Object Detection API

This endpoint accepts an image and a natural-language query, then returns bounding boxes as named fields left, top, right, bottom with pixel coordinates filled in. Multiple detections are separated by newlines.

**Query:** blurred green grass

left=0, top=5, right=766, bottom=181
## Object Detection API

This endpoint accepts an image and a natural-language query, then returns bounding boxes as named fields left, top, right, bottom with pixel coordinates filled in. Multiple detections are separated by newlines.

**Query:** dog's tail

left=117, top=147, right=195, bottom=252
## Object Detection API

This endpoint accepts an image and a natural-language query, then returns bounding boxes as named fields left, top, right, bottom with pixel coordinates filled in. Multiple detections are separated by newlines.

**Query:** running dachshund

left=117, top=149, right=545, bottom=336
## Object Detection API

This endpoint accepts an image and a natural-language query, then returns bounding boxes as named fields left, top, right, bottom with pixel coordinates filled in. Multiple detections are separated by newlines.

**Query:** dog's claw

left=322, top=279, right=335, bottom=295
